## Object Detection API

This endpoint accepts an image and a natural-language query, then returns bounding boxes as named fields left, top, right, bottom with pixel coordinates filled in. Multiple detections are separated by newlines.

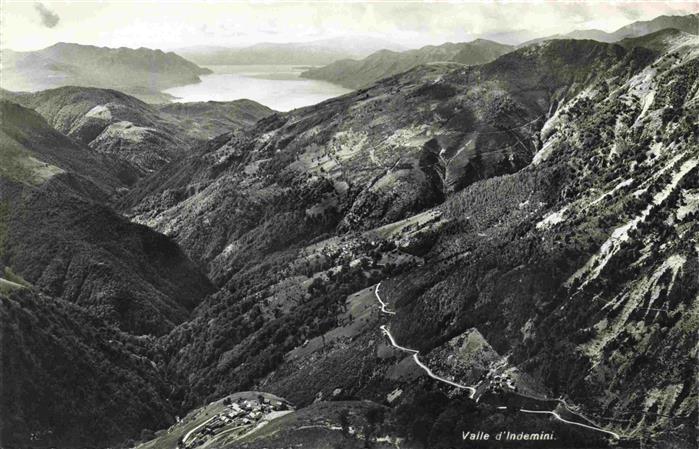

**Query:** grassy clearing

left=0, top=277, right=26, bottom=296
left=367, top=209, right=441, bottom=240
left=3, top=267, right=31, bottom=287
left=0, top=267, right=31, bottom=296
left=285, top=285, right=378, bottom=362
left=0, top=132, right=64, bottom=185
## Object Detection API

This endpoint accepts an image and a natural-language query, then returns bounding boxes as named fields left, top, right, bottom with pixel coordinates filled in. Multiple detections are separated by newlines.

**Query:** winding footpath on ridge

left=373, top=282, right=623, bottom=441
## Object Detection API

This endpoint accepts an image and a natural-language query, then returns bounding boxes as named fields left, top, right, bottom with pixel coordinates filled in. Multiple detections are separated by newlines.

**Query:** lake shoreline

left=162, top=64, right=351, bottom=111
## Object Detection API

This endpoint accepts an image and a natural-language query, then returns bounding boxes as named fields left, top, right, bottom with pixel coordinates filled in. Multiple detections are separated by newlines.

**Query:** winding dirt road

left=373, top=282, right=622, bottom=441
left=379, top=324, right=476, bottom=397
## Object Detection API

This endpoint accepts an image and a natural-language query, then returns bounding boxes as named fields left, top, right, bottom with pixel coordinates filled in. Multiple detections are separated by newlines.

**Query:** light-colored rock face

left=96, top=121, right=157, bottom=143
left=96, top=37, right=699, bottom=449
left=384, top=34, right=698, bottom=444
left=85, top=104, right=112, bottom=120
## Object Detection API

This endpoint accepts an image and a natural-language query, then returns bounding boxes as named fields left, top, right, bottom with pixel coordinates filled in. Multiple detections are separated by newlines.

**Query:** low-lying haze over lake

left=163, top=65, right=351, bottom=111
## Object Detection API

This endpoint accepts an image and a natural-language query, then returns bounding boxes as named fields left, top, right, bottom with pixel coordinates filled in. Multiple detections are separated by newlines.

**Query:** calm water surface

left=163, top=65, right=351, bottom=112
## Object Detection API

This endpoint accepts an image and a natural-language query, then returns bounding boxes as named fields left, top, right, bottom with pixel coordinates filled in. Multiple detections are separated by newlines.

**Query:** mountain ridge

left=4, top=86, right=274, bottom=176
left=0, top=100, right=214, bottom=337
left=177, top=36, right=406, bottom=66
left=1, top=25, right=697, bottom=449
left=300, top=39, right=514, bottom=89
left=520, top=12, right=699, bottom=47
left=0, top=42, right=212, bottom=103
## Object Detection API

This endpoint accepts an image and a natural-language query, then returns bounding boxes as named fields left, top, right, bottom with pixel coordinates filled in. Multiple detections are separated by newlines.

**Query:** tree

left=412, top=417, right=432, bottom=448
left=363, top=407, right=385, bottom=448
left=338, top=409, right=350, bottom=438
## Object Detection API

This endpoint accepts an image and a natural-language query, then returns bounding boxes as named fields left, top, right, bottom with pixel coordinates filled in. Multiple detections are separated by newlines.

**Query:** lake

left=163, top=65, right=352, bottom=112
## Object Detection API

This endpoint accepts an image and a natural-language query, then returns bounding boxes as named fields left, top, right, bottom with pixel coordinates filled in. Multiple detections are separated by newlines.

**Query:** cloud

left=34, top=2, right=60, bottom=28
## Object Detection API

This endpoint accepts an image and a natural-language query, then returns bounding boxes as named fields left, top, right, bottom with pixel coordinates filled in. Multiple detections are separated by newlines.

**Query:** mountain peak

left=2, top=42, right=210, bottom=102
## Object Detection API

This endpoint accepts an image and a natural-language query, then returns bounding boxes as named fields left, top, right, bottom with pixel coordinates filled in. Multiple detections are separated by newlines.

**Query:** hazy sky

left=2, top=1, right=698, bottom=51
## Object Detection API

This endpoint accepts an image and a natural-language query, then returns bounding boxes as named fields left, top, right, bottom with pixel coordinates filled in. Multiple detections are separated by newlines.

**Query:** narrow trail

left=373, top=282, right=622, bottom=441
left=518, top=409, right=621, bottom=439
left=204, top=424, right=250, bottom=446
left=182, top=415, right=217, bottom=444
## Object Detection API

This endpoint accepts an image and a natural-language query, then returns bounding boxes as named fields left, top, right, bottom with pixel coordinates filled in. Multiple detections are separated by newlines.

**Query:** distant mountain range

left=521, top=12, right=699, bottom=46
left=301, top=13, right=698, bottom=91
left=301, top=39, right=514, bottom=89
left=0, top=43, right=212, bottom=103
left=2, top=11, right=699, bottom=449
left=177, top=36, right=406, bottom=66
left=1, top=13, right=695, bottom=105
left=116, top=32, right=697, bottom=449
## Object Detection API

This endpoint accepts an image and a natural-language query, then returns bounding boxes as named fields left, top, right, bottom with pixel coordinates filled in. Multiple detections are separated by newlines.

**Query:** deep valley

left=1, top=10, right=698, bottom=449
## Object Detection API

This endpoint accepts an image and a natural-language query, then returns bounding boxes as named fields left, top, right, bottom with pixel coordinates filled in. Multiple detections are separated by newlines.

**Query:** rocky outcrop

left=386, top=32, right=698, bottom=446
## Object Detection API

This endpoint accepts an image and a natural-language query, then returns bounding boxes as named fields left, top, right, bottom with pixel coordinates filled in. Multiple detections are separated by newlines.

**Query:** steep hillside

left=0, top=100, right=133, bottom=190
left=382, top=32, right=699, bottom=447
left=619, top=28, right=699, bottom=53
left=6, top=87, right=273, bottom=174
left=0, top=289, right=175, bottom=447
left=254, top=33, right=698, bottom=448
left=0, top=42, right=211, bottom=103
left=611, top=12, right=699, bottom=40
left=156, top=100, right=274, bottom=141
left=0, top=101, right=213, bottom=335
left=451, top=39, right=515, bottom=64
left=115, top=39, right=681, bottom=442
left=5, top=32, right=698, bottom=449
left=301, top=39, right=513, bottom=89
left=123, top=40, right=641, bottom=282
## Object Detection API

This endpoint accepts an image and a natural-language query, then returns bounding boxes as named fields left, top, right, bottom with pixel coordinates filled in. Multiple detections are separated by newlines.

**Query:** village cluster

left=478, top=371, right=518, bottom=394
left=179, top=397, right=290, bottom=448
